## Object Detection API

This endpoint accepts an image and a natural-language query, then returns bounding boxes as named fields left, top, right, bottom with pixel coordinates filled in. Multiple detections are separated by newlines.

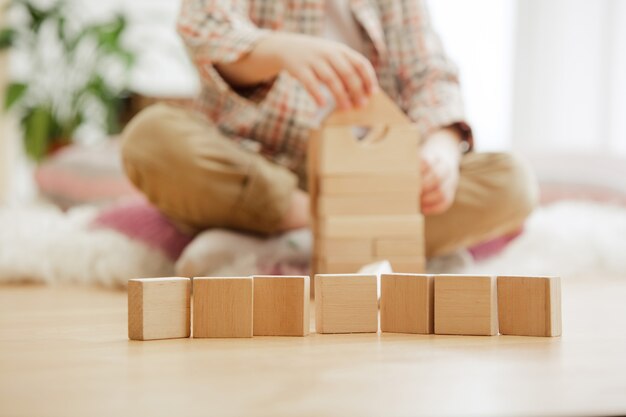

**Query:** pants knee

left=121, top=104, right=174, bottom=171
left=491, top=153, right=539, bottom=223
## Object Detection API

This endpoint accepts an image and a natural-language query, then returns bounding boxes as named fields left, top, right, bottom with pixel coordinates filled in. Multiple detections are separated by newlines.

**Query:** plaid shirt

left=177, top=0, right=471, bottom=178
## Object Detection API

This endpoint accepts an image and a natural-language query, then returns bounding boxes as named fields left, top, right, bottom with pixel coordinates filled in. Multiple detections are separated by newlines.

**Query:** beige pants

left=121, top=104, right=538, bottom=258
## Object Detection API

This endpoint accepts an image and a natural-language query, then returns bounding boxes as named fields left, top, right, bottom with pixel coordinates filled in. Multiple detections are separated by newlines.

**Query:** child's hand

left=260, top=32, right=378, bottom=110
left=420, top=128, right=462, bottom=215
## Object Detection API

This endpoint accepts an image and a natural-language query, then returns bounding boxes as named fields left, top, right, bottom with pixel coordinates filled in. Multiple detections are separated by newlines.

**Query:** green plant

left=0, top=0, right=134, bottom=161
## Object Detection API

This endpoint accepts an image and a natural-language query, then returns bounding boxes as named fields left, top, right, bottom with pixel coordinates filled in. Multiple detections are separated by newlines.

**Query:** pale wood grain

left=317, top=192, right=419, bottom=216
left=380, top=273, right=434, bottom=334
left=375, top=237, right=424, bottom=257
left=315, top=238, right=374, bottom=259
left=497, top=276, right=562, bottom=337
left=315, top=258, right=425, bottom=275
left=1, top=282, right=626, bottom=416
left=253, top=276, right=310, bottom=336
left=434, top=275, right=498, bottom=336
left=315, top=274, right=378, bottom=334
left=317, top=126, right=420, bottom=176
left=323, top=90, right=411, bottom=126
left=319, top=173, right=421, bottom=195
left=193, top=277, right=253, bottom=338
left=318, top=214, right=423, bottom=239
left=128, top=277, right=190, bottom=341
left=307, top=90, right=424, bottom=279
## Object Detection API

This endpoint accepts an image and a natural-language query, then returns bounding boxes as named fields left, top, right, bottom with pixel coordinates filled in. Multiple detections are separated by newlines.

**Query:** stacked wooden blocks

left=128, top=274, right=562, bottom=340
left=308, top=91, right=425, bottom=276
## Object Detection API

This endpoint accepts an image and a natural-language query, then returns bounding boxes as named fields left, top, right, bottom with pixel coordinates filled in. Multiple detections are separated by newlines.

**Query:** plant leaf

left=0, top=28, right=16, bottom=49
left=22, top=106, right=53, bottom=162
left=4, top=82, right=28, bottom=110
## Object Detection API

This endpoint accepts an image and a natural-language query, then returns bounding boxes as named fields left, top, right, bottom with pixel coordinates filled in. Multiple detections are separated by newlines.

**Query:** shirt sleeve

left=393, top=0, right=474, bottom=150
left=176, top=0, right=271, bottom=100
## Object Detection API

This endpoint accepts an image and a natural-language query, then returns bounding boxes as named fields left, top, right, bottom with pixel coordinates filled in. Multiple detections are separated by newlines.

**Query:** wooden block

left=318, top=214, right=423, bottom=239
left=315, top=238, right=373, bottom=258
left=323, top=90, right=412, bottom=126
left=434, top=275, right=498, bottom=336
left=380, top=273, right=434, bottom=334
left=375, top=238, right=424, bottom=257
left=315, top=256, right=425, bottom=275
left=128, top=277, right=190, bottom=341
left=320, top=173, right=420, bottom=196
left=192, top=277, right=253, bottom=338
left=317, top=193, right=419, bottom=216
left=387, top=258, right=426, bottom=274
left=315, top=258, right=368, bottom=275
left=497, top=276, right=562, bottom=337
left=253, top=276, right=310, bottom=336
left=317, top=125, right=420, bottom=175
left=315, top=274, right=378, bottom=334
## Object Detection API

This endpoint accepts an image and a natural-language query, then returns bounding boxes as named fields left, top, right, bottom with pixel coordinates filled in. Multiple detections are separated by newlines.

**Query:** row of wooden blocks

left=128, top=273, right=561, bottom=340
left=128, top=276, right=310, bottom=340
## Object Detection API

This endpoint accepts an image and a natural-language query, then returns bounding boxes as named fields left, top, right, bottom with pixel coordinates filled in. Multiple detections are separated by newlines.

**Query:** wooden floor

left=1, top=280, right=626, bottom=417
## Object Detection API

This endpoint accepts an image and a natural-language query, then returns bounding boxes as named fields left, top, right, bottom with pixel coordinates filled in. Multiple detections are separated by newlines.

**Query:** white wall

left=608, top=0, right=626, bottom=157
left=512, top=0, right=626, bottom=190
left=429, top=0, right=517, bottom=151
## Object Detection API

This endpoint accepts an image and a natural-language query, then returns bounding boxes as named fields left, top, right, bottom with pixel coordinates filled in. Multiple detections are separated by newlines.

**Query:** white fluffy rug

left=0, top=205, right=174, bottom=288
left=0, top=200, right=625, bottom=287
left=464, top=201, right=626, bottom=280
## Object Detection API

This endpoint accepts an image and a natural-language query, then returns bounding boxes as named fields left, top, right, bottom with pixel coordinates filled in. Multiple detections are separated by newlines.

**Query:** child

left=120, top=0, right=537, bottom=259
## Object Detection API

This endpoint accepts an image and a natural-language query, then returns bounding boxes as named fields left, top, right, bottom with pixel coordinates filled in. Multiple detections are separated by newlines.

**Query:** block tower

left=308, top=91, right=425, bottom=277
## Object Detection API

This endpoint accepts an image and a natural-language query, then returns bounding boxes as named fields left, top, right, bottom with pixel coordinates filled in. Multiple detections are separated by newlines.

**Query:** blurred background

left=1, top=0, right=625, bottom=205
left=0, top=0, right=624, bottom=286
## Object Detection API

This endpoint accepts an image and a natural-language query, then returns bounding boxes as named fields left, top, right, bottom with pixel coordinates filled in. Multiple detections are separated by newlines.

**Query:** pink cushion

left=467, top=228, right=523, bottom=261
left=91, top=197, right=194, bottom=261
left=35, top=140, right=140, bottom=209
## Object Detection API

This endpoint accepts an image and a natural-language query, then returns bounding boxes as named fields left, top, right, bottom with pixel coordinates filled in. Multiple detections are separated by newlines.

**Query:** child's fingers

left=421, top=165, right=440, bottom=194
left=313, top=61, right=352, bottom=110
left=421, top=187, right=444, bottom=206
left=296, top=68, right=325, bottom=106
left=422, top=199, right=448, bottom=215
left=329, top=55, right=367, bottom=108
left=345, top=52, right=378, bottom=96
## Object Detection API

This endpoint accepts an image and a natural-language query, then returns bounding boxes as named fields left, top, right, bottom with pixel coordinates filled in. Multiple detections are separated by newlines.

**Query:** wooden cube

left=315, top=274, right=378, bottom=334
left=434, top=275, right=498, bottom=336
left=128, top=277, right=191, bottom=341
left=316, top=255, right=425, bottom=274
left=375, top=238, right=424, bottom=257
left=320, top=173, right=420, bottom=196
left=318, top=215, right=423, bottom=239
left=386, top=257, right=426, bottom=274
left=314, top=258, right=370, bottom=275
left=497, top=276, right=562, bottom=337
left=253, top=276, right=310, bottom=336
left=316, top=125, right=420, bottom=175
left=317, top=193, right=419, bottom=216
left=380, top=273, right=434, bottom=334
left=193, top=277, right=253, bottom=338
left=315, top=238, right=373, bottom=259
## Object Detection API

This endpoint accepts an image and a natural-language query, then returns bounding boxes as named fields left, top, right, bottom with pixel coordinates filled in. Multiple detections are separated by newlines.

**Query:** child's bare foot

left=278, top=189, right=310, bottom=231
